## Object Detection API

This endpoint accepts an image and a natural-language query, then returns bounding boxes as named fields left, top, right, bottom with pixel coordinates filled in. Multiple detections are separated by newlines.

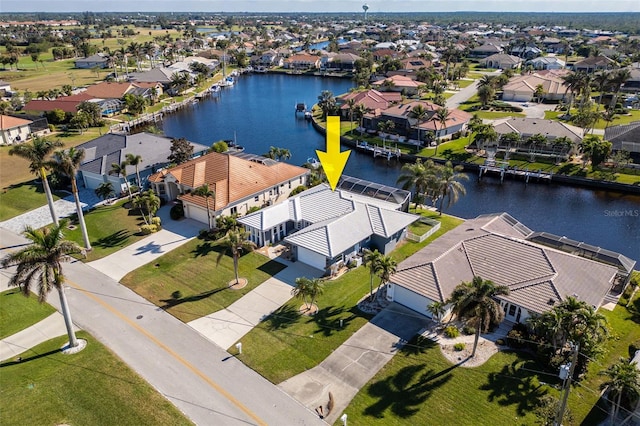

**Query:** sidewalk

left=0, top=313, right=79, bottom=361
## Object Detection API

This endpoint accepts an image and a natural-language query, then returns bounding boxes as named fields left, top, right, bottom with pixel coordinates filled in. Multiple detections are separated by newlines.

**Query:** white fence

left=406, top=218, right=441, bottom=243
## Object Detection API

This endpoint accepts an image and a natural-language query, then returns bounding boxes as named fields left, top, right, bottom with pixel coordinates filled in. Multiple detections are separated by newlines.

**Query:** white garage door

left=186, top=204, right=209, bottom=226
left=392, top=285, right=432, bottom=317
left=296, top=247, right=326, bottom=271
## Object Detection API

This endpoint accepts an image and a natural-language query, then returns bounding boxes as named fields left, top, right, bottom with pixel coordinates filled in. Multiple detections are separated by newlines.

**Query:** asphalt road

left=0, top=228, right=325, bottom=426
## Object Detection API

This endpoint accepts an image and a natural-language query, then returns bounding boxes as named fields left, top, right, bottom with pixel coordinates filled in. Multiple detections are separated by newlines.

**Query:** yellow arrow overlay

left=316, top=116, right=351, bottom=191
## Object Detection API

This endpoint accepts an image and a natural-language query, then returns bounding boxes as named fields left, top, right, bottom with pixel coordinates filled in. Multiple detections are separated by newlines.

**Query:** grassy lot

left=0, top=127, right=112, bottom=190
left=0, top=289, right=56, bottom=339
left=470, top=111, right=526, bottom=120
left=408, top=219, right=433, bottom=236
left=237, top=213, right=463, bottom=384
left=0, top=181, right=63, bottom=222
left=63, top=200, right=149, bottom=262
left=120, top=239, right=286, bottom=323
left=341, top=338, right=556, bottom=425
left=0, top=332, right=192, bottom=425
left=544, top=109, right=640, bottom=129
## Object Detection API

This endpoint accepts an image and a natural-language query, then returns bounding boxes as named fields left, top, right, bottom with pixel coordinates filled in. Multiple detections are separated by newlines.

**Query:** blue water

left=162, top=74, right=640, bottom=262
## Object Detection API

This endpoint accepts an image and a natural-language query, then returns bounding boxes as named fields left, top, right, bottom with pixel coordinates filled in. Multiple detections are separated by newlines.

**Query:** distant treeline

left=0, top=11, right=638, bottom=34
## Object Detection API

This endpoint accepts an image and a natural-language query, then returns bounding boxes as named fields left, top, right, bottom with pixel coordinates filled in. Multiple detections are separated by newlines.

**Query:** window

left=230, top=206, right=238, bottom=215
left=299, top=177, right=303, bottom=184
left=288, top=181, right=292, bottom=189
left=508, top=305, right=516, bottom=316
left=254, top=196, right=259, bottom=202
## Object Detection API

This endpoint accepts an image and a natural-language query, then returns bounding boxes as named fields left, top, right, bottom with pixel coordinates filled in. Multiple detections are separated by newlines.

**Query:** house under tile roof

left=493, top=117, right=584, bottom=143
left=390, top=213, right=622, bottom=317
left=604, top=121, right=640, bottom=156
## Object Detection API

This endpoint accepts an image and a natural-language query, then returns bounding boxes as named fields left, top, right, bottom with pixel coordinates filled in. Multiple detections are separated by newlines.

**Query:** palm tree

left=448, top=276, right=510, bottom=357
left=600, top=358, right=640, bottom=426
left=608, top=68, right=631, bottom=113
left=193, top=184, right=215, bottom=230
left=1, top=220, right=83, bottom=348
left=427, top=301, right=447, bottom=324
left=561, top=71, right=585, bottom=114
left=593, top=71, right=611, bottom=110
left=109, top=161, right=133, bottom=200
left=354, top=103, right=370, bottom=135
left=410, top=104, right=429, bottom=145
left=94, top=182, right=115, bottom=202
left=52, top=148, right=91, bottom=251
left=363, top=249, right=383, bottom=301
left=291, top=277, right=311, bottom=309
left=373, top=254, right=397, bottom=301
left=216, top=229, right=257, bottom=287
left=9, top=136, right=63, bottom=225
left=347, top=98, right=357, bottom=133
left=434, top=107, right=450, bottom=155
left=125, top=153, right=143, bottom=189
left=397, top=158, right=438, bottom=209
left=133, top=190, right=161, bottom=225
left=436, top=161, right=468, bottom=216
left=377, top=120, right=395, bottom=145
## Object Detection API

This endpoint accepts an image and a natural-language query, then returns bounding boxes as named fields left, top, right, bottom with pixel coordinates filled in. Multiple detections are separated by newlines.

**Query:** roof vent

left=547, top=298, right=555, bottom=305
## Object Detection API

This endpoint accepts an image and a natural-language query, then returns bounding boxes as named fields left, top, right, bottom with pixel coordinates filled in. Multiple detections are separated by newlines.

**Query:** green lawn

left=0, top=332, right=192, bottom=425
left=340, top=338, right=556, bottom=425
left=237, top=213, right=463, bottom=384
left=0, top=181, right=62, bottom=222
left=408, top=220, right=433, bottom=236
left=63, top=200, right=149, bottom=261
left=0, top=289, right=56, bottom=339
left=120, top=239, right=286, bottom=323
left=470, top=111, right=526, bottom=120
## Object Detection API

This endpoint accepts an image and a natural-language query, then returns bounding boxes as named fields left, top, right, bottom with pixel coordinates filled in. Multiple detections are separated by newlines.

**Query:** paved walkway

left=279, top=303, right=429, bottom=424
left=87, top=205, right=202, bottom=281
left=0, top=313, right=79, bottom=361
left=189, top=260, right=323, bottom=349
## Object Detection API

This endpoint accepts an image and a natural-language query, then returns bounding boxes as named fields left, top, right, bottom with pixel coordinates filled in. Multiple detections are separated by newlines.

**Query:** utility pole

left=554, top=343, right=579, bottom=426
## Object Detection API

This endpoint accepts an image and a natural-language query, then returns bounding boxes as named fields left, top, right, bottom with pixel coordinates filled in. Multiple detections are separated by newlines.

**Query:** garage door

left=296, top=247, right=326, bottom=271
left=186, top=204, right=209, bottom=226
left=392, top=285, right=431, bottom=317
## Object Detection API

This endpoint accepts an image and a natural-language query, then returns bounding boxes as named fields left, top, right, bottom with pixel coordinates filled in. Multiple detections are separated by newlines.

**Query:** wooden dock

left=356, top=141, right=401, bottom=160
left=479, top=161, right=552, bottom=183
left=109, top=97, right=198, bottom=133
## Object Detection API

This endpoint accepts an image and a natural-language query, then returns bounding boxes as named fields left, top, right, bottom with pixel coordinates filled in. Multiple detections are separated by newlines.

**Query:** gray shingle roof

left=390, top=213, right=619, bottom=313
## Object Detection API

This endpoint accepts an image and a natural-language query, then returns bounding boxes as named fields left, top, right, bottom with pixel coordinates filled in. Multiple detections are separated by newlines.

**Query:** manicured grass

left=0, top=332, right=192, bottom=425
left=340, top=338, right=556, bottom=425
left=570, top=291, right=640, bottom=424
left=470, top=111, right=526, bottom=120
left=0, top=181, right=62, bottom=222
left=456, top=79, right=476, bottom=88
left=544, top=109, right=640, bottom=129
left=120, top=239, right=286, bottom=323
left=0, top=289, right=56, bottom=339
left=408, top=220, right=433, bottom=236
left=63, top=200, right=149, bottom=262
left=238, top=213, right=463, bottom=384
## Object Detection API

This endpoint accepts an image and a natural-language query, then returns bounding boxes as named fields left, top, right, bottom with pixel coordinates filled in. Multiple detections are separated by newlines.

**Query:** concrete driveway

left=278, top=303, right=429, bottom=424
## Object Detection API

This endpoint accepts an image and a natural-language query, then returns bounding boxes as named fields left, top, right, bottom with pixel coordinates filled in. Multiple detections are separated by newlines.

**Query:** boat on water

left=306, top=157, right=321, bottom=169
left=224, top=76, right=235, bottom=86
left=304, top=111, right=312, bottom=120
left=210, top=84, right=221, bottom=93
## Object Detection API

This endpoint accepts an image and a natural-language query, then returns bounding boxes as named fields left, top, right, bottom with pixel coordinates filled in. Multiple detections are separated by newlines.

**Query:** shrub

left=169, top=203, right=184, bottom=220
left=347, top=260, right=357, bottom=269
left=444, top=325, right=460, bottom=338
left=290, top=185, right=308, bottom=196
left=506, top=329, right=525, bottom=348
left=496, top=339, right=505, bottom=346
left=140, top=224, right=157, bottom=235
left=454, top=342, right=466, bottom=351
left=151, top=217, right=161, bottom=228
left=462, top=325, right=476, bottom=335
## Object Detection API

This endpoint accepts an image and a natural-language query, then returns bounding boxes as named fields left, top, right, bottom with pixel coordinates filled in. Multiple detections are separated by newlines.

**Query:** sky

left=1, top=0, right=639, bottom=14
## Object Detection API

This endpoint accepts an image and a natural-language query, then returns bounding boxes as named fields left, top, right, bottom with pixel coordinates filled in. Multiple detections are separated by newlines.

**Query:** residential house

left=528, top=56, right=566, bottom=70
left=573, top=56, right=616, bottom=73
left=77, top=132, right=209, bottom=192
left=127, top=67, right=175, bottom=87
left=82, top=81, right=156, bottom=115
left=502, top=73, right=570, bottom=102
left=75, top=53, right=110, bottom=69
left=621, top=67, right=640, bottom=93
left=0, top=114, right=32, bottom=145
left=372, top=48, right=400, bottom=62
left=469, top=43, right=503, bottom=58
left=321, top=52, right=362, bottom=71
left=510, top=46, right=543, bottom=60
left=604, top=121, right=640, bottom=162
left=283, top=53, right=320, bottom=70
left=482, top=53, right=522, bottom=70
left=363, top=100, right=471, bottom=142
left=149, top=151, right=309, bottom=223
left=492, top=117, right=583, bottom=153
left=252, top=49, right=283, bottom=68
left=371, top=75, right=422, bottom=96
left=0, top=80, right=12, bottom=97
left=388, top=213, right=628, bottom=322
left=337, top=89, right=402, bottom=120
left=23, top=92, right=95, bottom=116
left=238, top=177, right=418, bottom=274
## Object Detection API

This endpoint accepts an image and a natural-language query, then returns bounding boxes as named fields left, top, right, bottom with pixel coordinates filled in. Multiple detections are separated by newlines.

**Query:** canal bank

left=311, top=115, right=640, bottom=195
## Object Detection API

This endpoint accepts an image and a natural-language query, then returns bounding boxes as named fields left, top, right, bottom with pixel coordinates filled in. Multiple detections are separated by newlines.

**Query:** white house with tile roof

left=238, top=179, right=418, bottom=273
left=388, top=213, right=626, bottom=323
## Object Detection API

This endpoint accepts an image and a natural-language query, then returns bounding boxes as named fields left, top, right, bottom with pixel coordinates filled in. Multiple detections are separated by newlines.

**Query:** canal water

left=162, top=74, right=640, bottom=261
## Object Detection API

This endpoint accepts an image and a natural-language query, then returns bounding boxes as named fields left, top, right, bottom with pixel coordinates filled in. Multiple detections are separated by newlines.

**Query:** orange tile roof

left=83, top=82, right=137, bottom=99
left=0, top=114, right=32, bottom=130
left=151, top=152, right=309, bottom=210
